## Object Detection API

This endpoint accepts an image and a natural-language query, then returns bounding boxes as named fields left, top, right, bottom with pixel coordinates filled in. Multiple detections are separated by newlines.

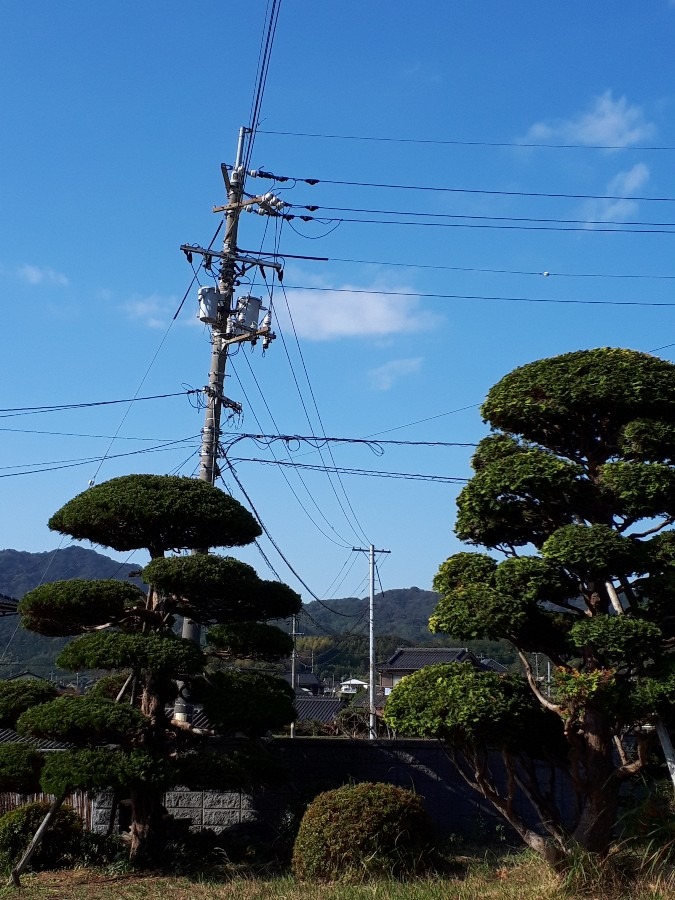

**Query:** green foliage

left=620, top=418, right=675, bottom=464
left=0, top=679, right=58, bottom=728
left=600, top=461, right=675, bottom=519
left=0, top=801, right=83, bottom=872
left=143, top=554, right=301, bottom=624
left=40, top=748, right=177, bottom=795
left=431, top=553, right=573, bottom=653
left=422, top=347, right=675, bottom=860
left=292, top=782, right=436, bottom=881
left=197, top=669, right=295, bottom=737
left=480, top=347, right=675, bottom=460
left=57, top=632, right=204, bottom=676
left=455, top=440, right=584, bottom=548
left=19, top=579, right=143, bottom=636
left=542, top=524, right=644, bottom=578
left=17, top=696, right=144, bottom=746
left=384, top=663, right=561, bottom=754
left=206, top=621, right=293, bottom=660
left=0, top=745, right=43, bottom=793
left=48, top=474, right=262, bottom=556
left=569, top=616, right=662, bottom=667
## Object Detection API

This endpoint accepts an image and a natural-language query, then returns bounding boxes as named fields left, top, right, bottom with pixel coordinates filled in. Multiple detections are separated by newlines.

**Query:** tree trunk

left=571, top=707, right=618, bottom=855
left=129, top=786, right=165, bottom=866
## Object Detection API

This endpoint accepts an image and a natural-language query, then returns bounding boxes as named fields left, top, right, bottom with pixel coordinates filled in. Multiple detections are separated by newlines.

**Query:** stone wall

left=106, top=737, right=573, bottom=841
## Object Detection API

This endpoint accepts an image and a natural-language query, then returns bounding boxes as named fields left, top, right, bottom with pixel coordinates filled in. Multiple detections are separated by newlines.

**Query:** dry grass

left=0, top=854, right=671, bottom=900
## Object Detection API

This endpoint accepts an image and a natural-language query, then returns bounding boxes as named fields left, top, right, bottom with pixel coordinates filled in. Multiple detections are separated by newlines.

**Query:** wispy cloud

left=279, top=281, right=442, bottom=341
left=17, top=264, right=69, bottom=286
left=523, top=91, right=656, bottom=148
left=123, top=293, right=178, bottom=329
left=581, top=163, right=650, bottom=224
left=368, top=357, right=423, bottom=391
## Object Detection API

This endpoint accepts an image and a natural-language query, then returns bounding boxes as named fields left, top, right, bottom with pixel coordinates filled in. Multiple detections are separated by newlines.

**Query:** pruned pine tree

left=385, top=348, right=675, bottom=864
left=1, top=475, right=301, bottom=866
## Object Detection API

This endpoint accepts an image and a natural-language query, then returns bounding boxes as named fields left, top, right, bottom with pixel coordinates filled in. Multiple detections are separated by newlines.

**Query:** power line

left=328, top=257, right=675, bottom=282
left=230, top=457, right=469, bottom=483
left=0, top=391, right=198, bottom=420
left=257, top=128, right=675, bottom=153
left=281, top=285, right=675, bottom=308
left=300, top=204, right=675, bottom=230
left=222, top=463, right=363, bottom=619
left=0, top=437, right=199, bottom=479
left=269, top=173, right=675, bottom=204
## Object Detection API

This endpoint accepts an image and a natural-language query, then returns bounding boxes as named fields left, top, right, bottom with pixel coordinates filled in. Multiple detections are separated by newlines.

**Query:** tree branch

left=518, top=651, right=562, bottom=714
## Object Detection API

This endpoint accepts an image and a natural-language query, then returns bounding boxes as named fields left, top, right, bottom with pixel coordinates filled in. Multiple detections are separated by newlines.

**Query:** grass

left=0, top=853, right=672, bottom=900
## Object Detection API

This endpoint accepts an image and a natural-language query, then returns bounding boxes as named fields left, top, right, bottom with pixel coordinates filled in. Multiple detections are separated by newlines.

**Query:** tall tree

left=9, top=475, right=301, bottom=865
left=385, top=348, right=675, bottom=863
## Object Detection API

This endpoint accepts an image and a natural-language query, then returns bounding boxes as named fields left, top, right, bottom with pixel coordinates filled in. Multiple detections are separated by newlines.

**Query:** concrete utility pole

left=174, top=126, right=282, bottom=723
left=352, top=545, right=390, bottom=740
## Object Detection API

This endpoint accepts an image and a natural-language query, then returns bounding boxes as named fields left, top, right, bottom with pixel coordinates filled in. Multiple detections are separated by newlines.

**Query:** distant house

left=338, top=677, right=368, bottom=695
left=283, top=672, right=323, bottom=696
left=378, top=647, right=490, bottom=695
left=294, top=696, right=344, bottom=726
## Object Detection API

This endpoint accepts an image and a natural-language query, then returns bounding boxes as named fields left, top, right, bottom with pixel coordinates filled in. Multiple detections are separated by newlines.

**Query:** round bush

left=0, top=802, right=83, bottom=872
left=292, top=782, right=435, bottom=881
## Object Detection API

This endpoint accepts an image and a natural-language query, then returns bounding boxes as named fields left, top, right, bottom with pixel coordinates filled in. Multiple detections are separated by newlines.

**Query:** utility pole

left=352, top=545, right=390, bottom=740
left=173, top=126, right=282, bottom=724
left=289, top=614, right=303, bottom=739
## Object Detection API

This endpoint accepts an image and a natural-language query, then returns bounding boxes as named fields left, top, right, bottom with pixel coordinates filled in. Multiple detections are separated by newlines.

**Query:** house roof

left=294, top=697, right=344, bottom=723
left=479, top=657, right=508, bottom=673
left=0, top=728, right=71, bottom=751
left=0, top=594, right=18, bottom=616
left=378, top=648, right=477, bottom=672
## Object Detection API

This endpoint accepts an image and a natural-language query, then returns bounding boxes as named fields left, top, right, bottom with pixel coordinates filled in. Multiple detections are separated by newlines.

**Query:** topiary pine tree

left=6, top=474, right=301, bottom=865
left=384, top=348, right=675, bottom=864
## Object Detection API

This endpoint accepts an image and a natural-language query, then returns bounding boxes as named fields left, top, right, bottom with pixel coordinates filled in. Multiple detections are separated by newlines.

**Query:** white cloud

left=123, top=294, right=177, bottom=329
left=524, top=91, right=656, bottom=148
left=581, top=163, right=650, bottom=224
left=368, top=357, right=423, bottom=391
left=278, top=282, right=442, bottom=341
left=17, top=264, right=69, bottom=286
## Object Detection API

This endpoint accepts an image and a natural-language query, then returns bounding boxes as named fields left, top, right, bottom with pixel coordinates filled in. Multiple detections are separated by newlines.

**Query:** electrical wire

left=281, top=284, right=675, bottom=308
left=0, top=437, right=200, bottom=479
left=328, top=256, right=675, bottom=282
left=222, top=462, right=363, bottom=618
left=258, top=171, right=675, bottom=204
left=0, top=391, right=198, bottom=420
left=257, top=128, right=675, bottom=153
left=230, top=457, right=469, bottom=483
left=229, top=357, right=353, bottom=548
left=297, top=204, right=675, bottom=230
left=274, top=275, right=371, bottom=545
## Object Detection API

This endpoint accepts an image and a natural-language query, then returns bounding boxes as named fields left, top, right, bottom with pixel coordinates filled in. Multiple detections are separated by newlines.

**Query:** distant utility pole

left=289, top=614, right=303, bottom=739
left=174, top=126, right=284, bottom=723
left=352, top=545, right=390, bottom=740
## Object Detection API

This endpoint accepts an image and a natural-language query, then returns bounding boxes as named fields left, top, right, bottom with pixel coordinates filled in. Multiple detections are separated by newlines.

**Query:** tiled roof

left=0, top=594, right=18, bottom=616
left=0, top=728, right=71, bottom=751
left=479, top=657, right=508, bottom=673
left=294, top=697, right=344, bottom=723
left=378, top=647, right=477, bottom=672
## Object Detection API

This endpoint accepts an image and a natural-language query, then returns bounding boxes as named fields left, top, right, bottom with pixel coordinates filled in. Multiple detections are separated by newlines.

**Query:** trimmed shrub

left=292, top=782, right=436, bottom=881
left=0, top=802, right=83, bottom=872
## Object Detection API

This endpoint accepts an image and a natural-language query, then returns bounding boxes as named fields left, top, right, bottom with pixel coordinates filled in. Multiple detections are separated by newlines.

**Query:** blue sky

left=2, top=2, right=675, bottom=612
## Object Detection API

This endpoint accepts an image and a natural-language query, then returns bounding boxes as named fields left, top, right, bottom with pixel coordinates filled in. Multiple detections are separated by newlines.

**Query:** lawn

left=0, top=854, right=672, bottom=900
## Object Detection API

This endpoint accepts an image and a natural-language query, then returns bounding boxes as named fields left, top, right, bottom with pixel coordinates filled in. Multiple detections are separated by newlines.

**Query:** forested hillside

left=0, top=547, right=143, bottom=679
left=0, top=550, right=516, bottom=679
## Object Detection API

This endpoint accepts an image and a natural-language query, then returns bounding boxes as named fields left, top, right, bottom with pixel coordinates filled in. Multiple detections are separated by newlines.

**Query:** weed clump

left=292, top=782, right=436, bottom=882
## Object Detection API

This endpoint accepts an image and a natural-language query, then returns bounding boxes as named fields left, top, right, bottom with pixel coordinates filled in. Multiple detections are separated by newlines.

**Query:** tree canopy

left=2, top=474, right=301, bottom=865
left=385, top=348, right=675, bottom=863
